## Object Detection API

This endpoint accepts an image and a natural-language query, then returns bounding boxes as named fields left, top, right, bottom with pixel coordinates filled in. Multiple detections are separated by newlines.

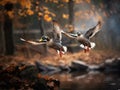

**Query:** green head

left=39, top=35, right=50, bottom=42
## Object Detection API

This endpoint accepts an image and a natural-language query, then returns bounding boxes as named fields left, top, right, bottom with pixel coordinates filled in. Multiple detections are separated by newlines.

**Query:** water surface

left=51, top=71, right=120, bottom=90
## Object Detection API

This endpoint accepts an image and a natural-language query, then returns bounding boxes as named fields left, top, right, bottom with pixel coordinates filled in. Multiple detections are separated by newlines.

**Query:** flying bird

left=62, top=21, right=102, bottom=52
left=39, top=35, right=67, bottom=57
left=20, top=36, right=67, bottom=57
left=20, top=20, right=68, bottom=57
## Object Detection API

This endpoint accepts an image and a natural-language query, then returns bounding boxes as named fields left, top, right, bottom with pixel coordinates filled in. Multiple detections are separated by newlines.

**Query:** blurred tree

left=3, top=2, right=14, bottom=55
left=0, top=0, right=77, bottom=55
left=0, top=11, right=4, bottom=54
left=36, top=0, right=48, bottom=54
left=68, top=0, right=74, bottom=33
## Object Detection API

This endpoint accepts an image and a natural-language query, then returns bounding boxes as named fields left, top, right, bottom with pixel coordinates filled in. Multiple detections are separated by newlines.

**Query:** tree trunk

left=4, top=14, right=14, bottom=55
left=39, top=18, right=44, bottom=36
left=0, top=21, right=4, bottom=55
left=3, top=3, right=14, bottom=55
left=68, top=0, right=74, bottom=33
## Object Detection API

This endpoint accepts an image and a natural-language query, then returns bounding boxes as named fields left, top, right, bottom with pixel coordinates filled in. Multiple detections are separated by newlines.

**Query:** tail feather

left=90, top=42, right=96, bottom=49
left=80, top=42, right=96, bottom=49
left=80, top=44, right=85, bottom=49
left=63, top=46, right=67, bottom=53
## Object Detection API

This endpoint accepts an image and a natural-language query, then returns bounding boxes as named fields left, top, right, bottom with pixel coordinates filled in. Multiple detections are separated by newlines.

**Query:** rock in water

left=70, top=60, right=88, bottom=71
left=100, top=58, right=120, bottom=72
left=35, top=61, right=61, bottom=72
left=88, top=64, right=101, bottom=71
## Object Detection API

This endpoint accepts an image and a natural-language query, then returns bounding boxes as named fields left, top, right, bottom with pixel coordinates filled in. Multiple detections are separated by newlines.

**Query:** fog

left=74, top=0, right=120, bottom=51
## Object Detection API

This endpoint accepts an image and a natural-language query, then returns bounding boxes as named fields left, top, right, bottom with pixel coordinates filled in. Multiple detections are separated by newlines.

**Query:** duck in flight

left=62, top=21, right=102, bottom=52
left=39, top=36, right=67, bottom=57
left=20, top=20, right=68, bottom=57
left=20, top=35, right=67, bottom=57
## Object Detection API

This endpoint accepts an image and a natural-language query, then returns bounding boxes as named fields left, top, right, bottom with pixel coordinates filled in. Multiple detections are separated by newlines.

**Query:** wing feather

left=20, top=38, right=46, bottom=45
left=62, top=31, right=76, bottom=39
left=84, top=21, right=101, bottom=39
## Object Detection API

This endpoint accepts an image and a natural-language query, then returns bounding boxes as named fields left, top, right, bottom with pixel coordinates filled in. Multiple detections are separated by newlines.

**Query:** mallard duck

left=62, top=21, right=102, bottom=52
left=20, top=36, right=67, bottom=57
left=40, top=36, right=67, bottom=57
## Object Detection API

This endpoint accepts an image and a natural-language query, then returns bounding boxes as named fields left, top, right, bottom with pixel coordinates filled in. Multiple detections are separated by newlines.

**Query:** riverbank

left=0, top=49, right=120, bottom=90
left=0, top=49, right=119, bottom=67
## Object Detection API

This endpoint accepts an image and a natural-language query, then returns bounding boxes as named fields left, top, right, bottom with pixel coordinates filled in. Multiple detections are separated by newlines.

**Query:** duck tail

left=63, top=46, right=67, bottom=53
left=90, top=42, right=96, bottom=49
left=80, top=44, right=85, bottom=49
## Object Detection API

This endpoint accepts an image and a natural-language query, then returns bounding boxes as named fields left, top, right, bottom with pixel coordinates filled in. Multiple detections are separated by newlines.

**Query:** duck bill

left=39, top=38, right=43, bottom=42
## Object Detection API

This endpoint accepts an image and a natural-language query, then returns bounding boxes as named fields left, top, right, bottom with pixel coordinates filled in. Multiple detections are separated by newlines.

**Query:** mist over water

left=51, top=72, right=120, bottom=90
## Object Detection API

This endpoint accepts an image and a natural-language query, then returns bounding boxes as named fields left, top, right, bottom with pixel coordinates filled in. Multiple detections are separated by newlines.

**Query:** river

left=50, top=71, right=120, bottom=90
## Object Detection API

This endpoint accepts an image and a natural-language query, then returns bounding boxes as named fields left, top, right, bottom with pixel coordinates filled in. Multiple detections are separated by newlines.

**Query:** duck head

left=39, top=35, right=50, bottom=42
left=76, top=32, right=83, bottom=37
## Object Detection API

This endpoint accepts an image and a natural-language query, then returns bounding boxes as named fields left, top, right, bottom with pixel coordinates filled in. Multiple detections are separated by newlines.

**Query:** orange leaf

left=62, top=13, right=69, bottom=19
left=44, top=14, right=52, bottom=22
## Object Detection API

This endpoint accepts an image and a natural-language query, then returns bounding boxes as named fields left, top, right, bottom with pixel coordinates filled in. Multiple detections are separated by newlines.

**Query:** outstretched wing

left=62, top=31, right=76, bottom=39
left=20, top=38, right=46, bottom=45
left=84, top=21, right=102, bottom=39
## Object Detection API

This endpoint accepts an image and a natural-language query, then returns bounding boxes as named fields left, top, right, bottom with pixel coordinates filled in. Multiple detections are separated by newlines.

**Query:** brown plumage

left=62, top=21, right=102, bottom=52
